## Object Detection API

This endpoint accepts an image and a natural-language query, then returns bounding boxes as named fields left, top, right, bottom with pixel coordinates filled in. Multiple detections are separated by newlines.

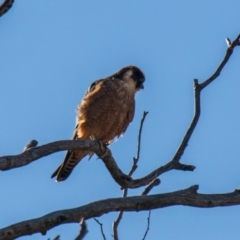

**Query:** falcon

left=51, top=65, right=145, bottom=182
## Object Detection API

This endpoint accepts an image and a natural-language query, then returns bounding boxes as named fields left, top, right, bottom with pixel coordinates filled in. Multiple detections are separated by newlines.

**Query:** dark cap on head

left=116, top=65, right=145, bottom=90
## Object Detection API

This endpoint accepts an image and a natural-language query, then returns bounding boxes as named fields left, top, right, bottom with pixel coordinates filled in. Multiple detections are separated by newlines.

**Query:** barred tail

left=51, top=150, right=89, bottom=182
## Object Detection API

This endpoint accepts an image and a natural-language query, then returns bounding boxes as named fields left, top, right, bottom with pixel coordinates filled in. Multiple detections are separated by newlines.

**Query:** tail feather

left=51, top=165, right=61, bottom=179
left=51, top=150, right=89, bottom=182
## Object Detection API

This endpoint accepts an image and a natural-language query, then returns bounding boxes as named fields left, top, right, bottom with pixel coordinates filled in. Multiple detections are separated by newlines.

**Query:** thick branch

left=2, top=186, right=240, bottom=240
left=112, top=189, right=127, bottom=240
left=0, top=139, right=157, bottom=188
left=0, top=140, right=100, bottom=170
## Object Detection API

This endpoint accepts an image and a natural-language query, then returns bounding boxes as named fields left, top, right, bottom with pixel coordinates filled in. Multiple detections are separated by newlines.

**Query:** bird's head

left=115, top=66, right=145, bottom=91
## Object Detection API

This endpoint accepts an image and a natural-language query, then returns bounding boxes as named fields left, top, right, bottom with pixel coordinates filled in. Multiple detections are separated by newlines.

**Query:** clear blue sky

left=1, top=1, right=240, bottom=239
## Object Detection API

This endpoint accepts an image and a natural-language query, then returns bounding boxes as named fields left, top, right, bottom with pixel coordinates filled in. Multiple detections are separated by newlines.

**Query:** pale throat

left=123, top=77, right=137, bottom=94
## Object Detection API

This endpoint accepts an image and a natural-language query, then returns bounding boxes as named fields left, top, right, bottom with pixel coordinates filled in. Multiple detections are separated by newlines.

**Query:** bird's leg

left=97, top=140, right=110, bottom=159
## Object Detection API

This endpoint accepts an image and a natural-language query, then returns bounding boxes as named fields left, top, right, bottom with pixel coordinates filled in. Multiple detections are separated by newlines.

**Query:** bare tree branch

left=0, top=135, right=185, bottom=190
left=0, top=0, right=14, bottom=17
left=128, top=111, right=148, bottom=176
left=112, top=111, right=148, bottom=240
left=74, top=219, right=88, bottom=240
left=94, top=218, right=106, bottom=240
left=142, top=210, right=151, bottom=240
left=0, top=140, right=98, bottom=170
left=112, top=188, right=127, bottom=240
left=200, top=33, right=240, bottom=89
left=2, top=186, right=240, bottom=240
left=53, top=236, right=60, bottom=240
left=23, top=139, right=38, bottom=152
left=170, top=33, right=240, bottom=166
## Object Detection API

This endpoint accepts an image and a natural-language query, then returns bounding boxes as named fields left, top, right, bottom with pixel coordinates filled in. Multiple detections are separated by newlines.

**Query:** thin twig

left=47, top=236, right=60, bottom=240
left=128, top=111, right=148, bottom=176
left=142, top=211, right=151, bottom=240
left=112, top=111, right=148, bottom=240
left=94, top=218, right=106, bottom=240
left=0, top=139, right=190, bottom=188
left=53, top=236, right=60, bottom=240
left=74, top=218, right=88, bottom=240
left=0, top=0, right=14, bottom=17
left=200, top=34, right=240, bottom=89
left=112, top=189, right=127, bottom=240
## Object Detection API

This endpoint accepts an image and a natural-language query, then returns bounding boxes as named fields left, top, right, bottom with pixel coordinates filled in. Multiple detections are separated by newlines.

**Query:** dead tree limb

left=1, top=186, right=240, bottom=240
left=142, top=210, right=151, bottom=240
left=94, top=218, right=106, bottom=240
left=0, top=139, right=189, bottom=189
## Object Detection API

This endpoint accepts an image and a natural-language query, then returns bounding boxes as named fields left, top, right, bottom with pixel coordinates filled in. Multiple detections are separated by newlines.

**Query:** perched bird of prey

left=51, top=65, right=145, bottom=182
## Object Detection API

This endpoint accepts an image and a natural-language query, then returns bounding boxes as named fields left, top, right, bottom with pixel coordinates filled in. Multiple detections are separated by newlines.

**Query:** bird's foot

left=97, top=140, right=111, bottom=159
